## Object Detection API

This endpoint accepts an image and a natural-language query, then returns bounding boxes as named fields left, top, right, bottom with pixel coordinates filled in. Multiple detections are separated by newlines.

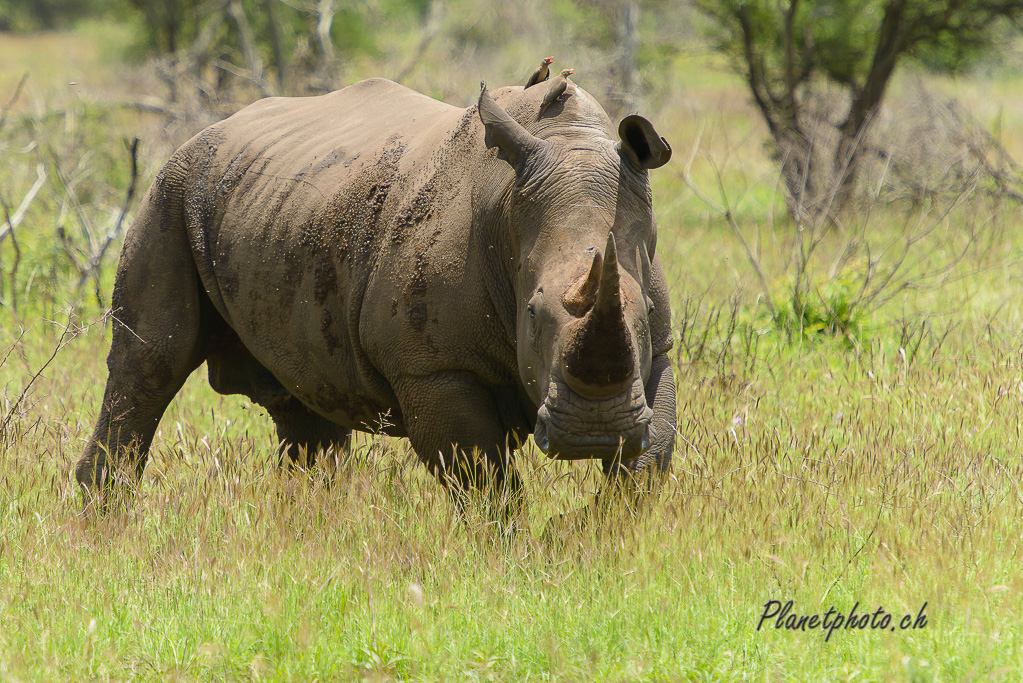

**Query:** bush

left=770, top=271, right=866, bottom=342
left=0, top=0, right=123, bottom=32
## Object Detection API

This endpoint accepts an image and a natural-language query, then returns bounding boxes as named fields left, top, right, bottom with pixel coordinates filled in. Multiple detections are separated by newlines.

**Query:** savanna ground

left=3, top=16, right=1023, bottom=682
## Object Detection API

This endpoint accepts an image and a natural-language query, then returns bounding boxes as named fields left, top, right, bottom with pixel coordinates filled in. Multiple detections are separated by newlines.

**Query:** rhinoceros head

left=478, top=84, right=671, bottom=461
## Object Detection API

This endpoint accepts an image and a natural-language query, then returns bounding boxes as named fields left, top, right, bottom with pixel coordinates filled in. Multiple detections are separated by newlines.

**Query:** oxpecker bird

left=525, top=56, right=555, bottom=88
left=539, top=68, right=574, bottom=118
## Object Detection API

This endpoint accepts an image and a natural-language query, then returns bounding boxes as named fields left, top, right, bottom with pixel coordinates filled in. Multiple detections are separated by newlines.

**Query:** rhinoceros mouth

left=534, top=376, right=653, bottom=460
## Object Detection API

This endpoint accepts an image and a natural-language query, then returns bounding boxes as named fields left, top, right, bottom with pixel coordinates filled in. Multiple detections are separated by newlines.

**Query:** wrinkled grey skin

left=75, top=77, right=676, bottom=506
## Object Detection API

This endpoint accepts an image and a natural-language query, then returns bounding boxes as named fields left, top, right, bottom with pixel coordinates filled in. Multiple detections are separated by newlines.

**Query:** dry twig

left=0, top=163, right=46, bottom=244
left=0, top=73, right=29, bottom=132
left=0, top=311, right=98, bottom=448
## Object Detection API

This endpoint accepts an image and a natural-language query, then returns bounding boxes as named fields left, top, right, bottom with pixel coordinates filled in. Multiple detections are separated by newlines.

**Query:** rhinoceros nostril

left=533, top=415, right=550, bottom=454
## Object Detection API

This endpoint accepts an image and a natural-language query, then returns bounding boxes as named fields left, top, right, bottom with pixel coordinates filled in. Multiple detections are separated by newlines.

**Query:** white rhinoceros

left=76, top=76, right=676, bottom=507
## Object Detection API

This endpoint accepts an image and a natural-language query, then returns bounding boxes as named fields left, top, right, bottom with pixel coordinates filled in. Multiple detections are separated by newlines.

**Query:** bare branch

left=0, top=194, right=17, bottom=307
left=0, top=328, right=25, bottom=372
left=394, top=0, right=446, bottom=83
left=88, top=138, right=140, bottom=281
left=0, top=73, right=29, bottom=133
left=0, top=163, right=46, bottom=244
left=227, top=0, right=268, bottom=92
left=213, top=59, right=275, bottom=95
left=39, top=124, right=100, bottom=256
left=678, top=133, right=777, bottom=319
left=0, top=311, right=85, bottom=447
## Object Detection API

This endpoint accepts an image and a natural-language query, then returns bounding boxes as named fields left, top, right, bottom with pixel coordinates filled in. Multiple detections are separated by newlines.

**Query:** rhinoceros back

left=156, top=79, right=475, bottom=428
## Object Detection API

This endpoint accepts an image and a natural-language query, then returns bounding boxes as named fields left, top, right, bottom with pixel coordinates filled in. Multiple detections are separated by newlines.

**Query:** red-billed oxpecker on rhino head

left=525, top=56, right=555, bottom=88
left=477, top=82, right=673, bottom=466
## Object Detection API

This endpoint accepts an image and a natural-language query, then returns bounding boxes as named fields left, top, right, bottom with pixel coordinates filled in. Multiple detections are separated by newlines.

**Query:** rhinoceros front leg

left=397, top=373, right=523, bottom=516
left=265, top=395, right=352, bottom=475
left=542, top=356, right=675, bottom=536
left=602, top=352, right=677, bottom=481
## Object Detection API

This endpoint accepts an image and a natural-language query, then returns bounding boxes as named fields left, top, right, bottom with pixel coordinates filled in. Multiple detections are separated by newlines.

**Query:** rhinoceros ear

left=478, top=82, right=549, bottom=172
left=618, top=115, right=672, bottom=170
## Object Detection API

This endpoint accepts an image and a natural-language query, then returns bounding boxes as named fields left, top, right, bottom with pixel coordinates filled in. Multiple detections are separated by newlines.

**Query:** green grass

left=5, top=20, right=1023, bottom=682
left=6, top=314, right=1023, bottom=680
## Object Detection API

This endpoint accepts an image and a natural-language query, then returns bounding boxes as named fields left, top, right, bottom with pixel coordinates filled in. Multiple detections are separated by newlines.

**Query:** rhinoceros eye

left=526, top=290, right=543, bottom=331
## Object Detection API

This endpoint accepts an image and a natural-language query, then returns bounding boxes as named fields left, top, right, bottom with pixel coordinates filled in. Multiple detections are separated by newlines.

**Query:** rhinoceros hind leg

left=265, top=395, right=352, bottom=474
left=77, top=359, right=200, bottom=506
left=76, top=201, right=205, bottom=505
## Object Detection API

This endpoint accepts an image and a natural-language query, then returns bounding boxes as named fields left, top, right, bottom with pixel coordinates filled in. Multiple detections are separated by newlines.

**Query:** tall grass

left=4, top=300, right=1023, bottom=680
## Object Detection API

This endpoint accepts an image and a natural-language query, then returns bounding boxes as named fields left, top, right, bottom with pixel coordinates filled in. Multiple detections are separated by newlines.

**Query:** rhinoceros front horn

left=561, top=233, right=635, bottom=399
left=478, top=82, right=549, bottom=172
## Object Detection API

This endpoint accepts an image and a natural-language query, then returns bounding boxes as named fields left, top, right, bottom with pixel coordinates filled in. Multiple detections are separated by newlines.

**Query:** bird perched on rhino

left=525, top=56, right=555, bottom=88
left=539, top=68, right=575, bottom=118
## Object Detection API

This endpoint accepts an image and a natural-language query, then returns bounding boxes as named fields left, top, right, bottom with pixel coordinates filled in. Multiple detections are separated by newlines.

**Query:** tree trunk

left=316, top=0, right=337, bottom=61
left=831, top=0, right=909, bottom=213
left=227, top=0, right=263, bottom=82
left=395, top=0, right=446, bottom=83
left=263, top=0, right=287, bottom=90
left=607, top=1, right=640, bottom=120
left=313, top=0, right=341, bottom=88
